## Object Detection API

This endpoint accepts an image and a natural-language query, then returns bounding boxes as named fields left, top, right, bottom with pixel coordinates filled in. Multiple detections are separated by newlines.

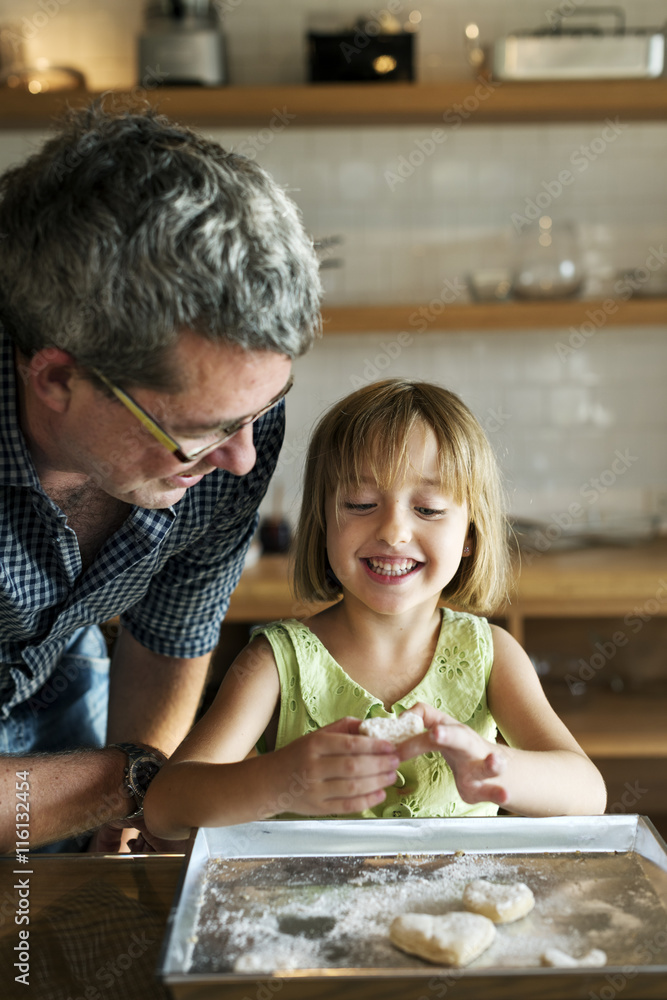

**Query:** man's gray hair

left=0, top=100, right=322, bottom=388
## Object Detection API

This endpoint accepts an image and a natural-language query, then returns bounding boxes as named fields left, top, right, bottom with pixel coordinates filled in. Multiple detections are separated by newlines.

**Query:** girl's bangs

left=332, top=412, right=469, bottom=508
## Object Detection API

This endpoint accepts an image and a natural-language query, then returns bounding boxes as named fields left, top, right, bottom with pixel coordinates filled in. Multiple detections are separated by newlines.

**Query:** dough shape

left=389, top=911, right=496, bottom=966
left=541, top=947, right=607, bottom=968
left=463, top=879, right=535, bottom=924
left=360, top=712, right=424, bottom=744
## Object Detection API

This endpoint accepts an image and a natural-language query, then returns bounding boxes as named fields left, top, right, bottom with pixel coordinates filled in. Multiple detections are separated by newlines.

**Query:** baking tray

left=158, top=815, right=667, bottom=999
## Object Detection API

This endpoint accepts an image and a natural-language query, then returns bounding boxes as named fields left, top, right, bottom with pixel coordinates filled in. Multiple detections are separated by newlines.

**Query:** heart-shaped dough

left=463, top=879, right=535, bottom=923
left=390, top=911, right=496, bottom=966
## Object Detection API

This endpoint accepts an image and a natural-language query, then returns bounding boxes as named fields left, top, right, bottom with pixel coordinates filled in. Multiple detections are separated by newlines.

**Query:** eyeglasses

left=91, top=368, right=294, bottom=463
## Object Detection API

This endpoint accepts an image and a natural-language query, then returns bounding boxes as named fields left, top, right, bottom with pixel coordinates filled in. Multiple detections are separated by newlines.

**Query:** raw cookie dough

left=463, top=879, right=535, bottom=924
left=389, top=912, right=496, bottom=966
left=542, top=947, right=607, bottom=968
left=360, top=712, right=424, bottom=744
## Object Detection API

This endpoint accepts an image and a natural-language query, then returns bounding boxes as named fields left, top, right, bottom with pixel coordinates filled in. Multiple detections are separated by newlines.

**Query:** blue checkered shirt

left=0, top=328, right=283, bottom=717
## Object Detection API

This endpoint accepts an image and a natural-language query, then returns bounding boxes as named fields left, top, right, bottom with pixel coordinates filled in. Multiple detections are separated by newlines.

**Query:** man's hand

left=88, top=817, right=189, bottom=854
left=395, top=702, right=508, bottom=807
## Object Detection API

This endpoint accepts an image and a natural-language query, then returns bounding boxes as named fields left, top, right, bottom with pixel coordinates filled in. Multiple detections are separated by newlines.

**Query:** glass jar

left=512, top=218, right=584, bottom=299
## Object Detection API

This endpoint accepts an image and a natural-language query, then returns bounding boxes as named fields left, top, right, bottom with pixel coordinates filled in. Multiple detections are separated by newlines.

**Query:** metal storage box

left=492, top=32, right=665, bottom=80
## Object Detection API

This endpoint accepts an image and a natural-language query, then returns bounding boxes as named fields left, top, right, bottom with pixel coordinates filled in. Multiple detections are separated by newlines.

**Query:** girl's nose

left=204, top=422, right=257, bottom=477
left=376, top=502, right=411, bottom=547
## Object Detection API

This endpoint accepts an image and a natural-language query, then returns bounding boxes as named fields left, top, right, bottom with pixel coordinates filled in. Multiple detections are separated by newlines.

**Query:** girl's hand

left=269, top=717, right=400, bottom=817
left=394, top=703, right=509, bottom=806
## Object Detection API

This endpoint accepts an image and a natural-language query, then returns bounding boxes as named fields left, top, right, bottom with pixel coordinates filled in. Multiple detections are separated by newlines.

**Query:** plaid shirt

left=0, top=327, right=283, bottom=717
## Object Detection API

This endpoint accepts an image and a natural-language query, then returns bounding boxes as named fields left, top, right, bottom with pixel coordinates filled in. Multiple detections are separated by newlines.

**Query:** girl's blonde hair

left=292, top=378, right=511, bottom=615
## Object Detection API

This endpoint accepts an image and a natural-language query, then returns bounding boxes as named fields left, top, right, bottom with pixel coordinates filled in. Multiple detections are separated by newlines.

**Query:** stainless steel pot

left=491, top=6, right=665, bottom=80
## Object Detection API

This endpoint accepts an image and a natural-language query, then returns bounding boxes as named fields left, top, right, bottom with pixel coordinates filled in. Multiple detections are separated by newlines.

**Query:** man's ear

left=20, top=347, right=78, bottom=413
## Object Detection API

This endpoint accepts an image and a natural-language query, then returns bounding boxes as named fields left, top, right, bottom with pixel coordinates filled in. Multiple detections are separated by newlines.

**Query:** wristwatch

left=111, top=742, right=165, bottom=821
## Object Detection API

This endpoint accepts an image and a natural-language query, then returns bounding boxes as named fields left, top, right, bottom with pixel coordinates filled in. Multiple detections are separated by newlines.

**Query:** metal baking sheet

left=159, top=815, right=667, bottom=1000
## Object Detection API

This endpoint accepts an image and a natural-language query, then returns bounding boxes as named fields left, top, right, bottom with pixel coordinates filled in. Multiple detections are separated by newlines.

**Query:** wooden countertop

left=2, top=848, right=666, bottom=1000
left=0, top=854, right=180, bottom=1000
left=3, top=851, right=664, bottom=1000
left=226, top=539, right=667, bottom=623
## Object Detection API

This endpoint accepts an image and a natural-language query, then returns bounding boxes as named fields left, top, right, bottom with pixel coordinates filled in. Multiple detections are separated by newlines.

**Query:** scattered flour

left=188, top=850, right=667, bottom=975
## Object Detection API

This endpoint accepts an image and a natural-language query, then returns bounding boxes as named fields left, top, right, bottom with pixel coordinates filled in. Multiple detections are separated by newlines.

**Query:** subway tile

left=548, top=386, right=593, bottom=427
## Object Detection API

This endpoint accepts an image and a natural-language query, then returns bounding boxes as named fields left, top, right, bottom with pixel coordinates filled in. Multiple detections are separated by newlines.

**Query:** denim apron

left=1, top=625, right=110, bottom=852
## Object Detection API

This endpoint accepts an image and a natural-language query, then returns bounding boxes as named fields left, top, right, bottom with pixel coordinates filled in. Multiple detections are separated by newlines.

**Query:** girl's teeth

left=367, top=559, right=417, bottom=576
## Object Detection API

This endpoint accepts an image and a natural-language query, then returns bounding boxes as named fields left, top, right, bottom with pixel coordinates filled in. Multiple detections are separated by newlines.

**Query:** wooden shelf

left=227, top=540, right=667, bottom=626
left=549, top=690, right=667, bottom=758
left=509, top=539, right=667, bottom=616
left=322, top=297, right=667, bottom=333
left=2, top=78, right=667, bottom=129
left=225, top=554, right=320, bottom=623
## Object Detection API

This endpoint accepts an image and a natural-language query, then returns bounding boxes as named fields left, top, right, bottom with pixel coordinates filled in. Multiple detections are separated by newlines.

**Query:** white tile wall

left=0, top=0, right=665, bottom=529
left=203, top=119, right=667, bottom=529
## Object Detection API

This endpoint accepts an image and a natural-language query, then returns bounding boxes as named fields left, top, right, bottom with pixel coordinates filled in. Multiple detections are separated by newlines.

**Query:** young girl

left=144, top=378, right=606, bottom=839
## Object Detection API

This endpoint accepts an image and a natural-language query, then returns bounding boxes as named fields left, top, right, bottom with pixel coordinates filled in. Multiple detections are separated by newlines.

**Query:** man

left=0, top=101, right=321, bottom=852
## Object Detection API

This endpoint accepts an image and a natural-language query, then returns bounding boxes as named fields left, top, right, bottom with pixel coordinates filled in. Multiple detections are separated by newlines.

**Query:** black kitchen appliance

left=308, top=14, right=414, bottom=83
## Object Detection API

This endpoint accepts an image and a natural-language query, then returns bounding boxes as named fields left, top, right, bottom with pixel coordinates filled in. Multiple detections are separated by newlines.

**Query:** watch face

left=127, top=756, right=162, bottom=798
